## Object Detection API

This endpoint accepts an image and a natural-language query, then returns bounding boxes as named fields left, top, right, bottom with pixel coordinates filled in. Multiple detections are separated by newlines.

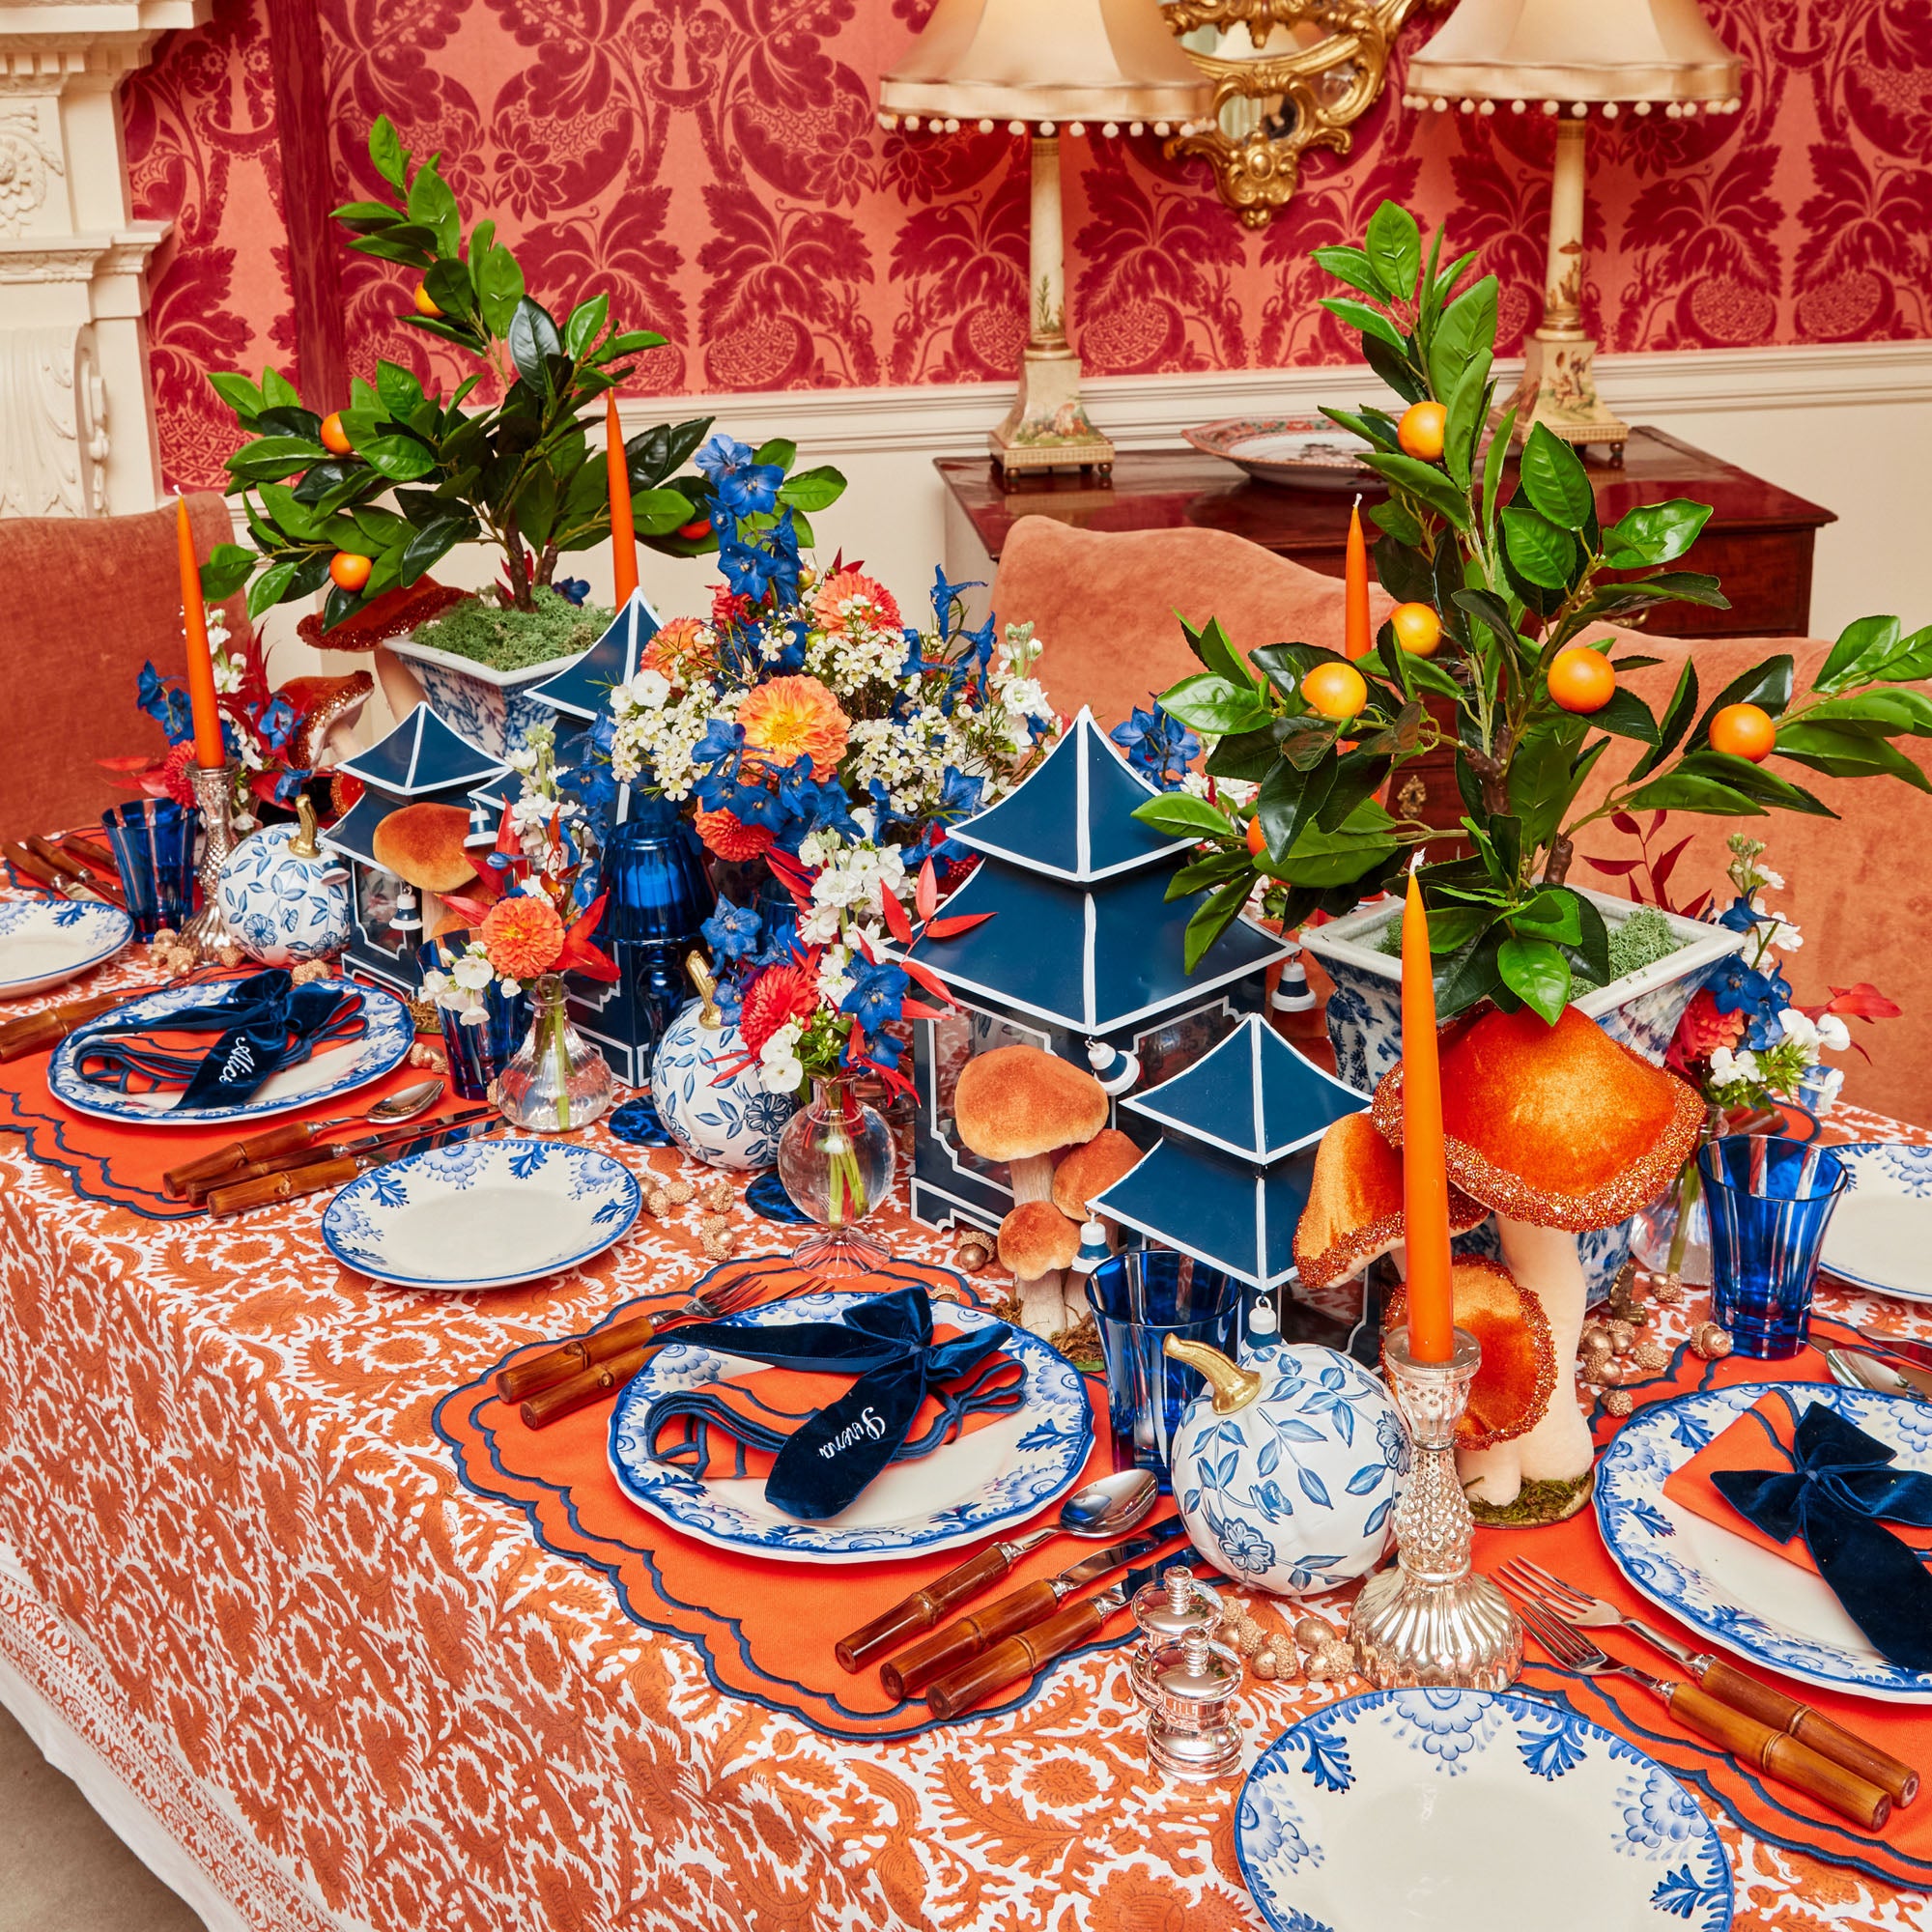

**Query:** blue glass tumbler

left=101, top=799, right=199, bottom=939
left=600, top=794, right=712, bottom=947
left=417, top=932, right=529, bottom=1103
left=1087, top=1250, right=1242, bottom=1492
left=1698, top=1134, right=1848, bottom=1359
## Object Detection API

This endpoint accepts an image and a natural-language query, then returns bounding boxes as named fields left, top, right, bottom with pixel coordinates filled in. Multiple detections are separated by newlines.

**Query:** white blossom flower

left=451, top=951, right=496, bottom=993
left=1709, top=1045, right=1760, bottom=1086
left=626, top=668, right=671, bottom=709
left=1776, top=1009, right=1819, bottom=1054
left=1816, top=1013, right=1851, bottom=1053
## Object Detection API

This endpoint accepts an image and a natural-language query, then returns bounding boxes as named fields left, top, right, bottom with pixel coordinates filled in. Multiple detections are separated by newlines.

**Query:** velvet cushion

left=0, top=494, right=248, bottom=841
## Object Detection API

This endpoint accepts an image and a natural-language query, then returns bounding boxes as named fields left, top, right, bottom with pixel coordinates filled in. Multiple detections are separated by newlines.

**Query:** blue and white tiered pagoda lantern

left=900, top=708, right=1292, bottom=1234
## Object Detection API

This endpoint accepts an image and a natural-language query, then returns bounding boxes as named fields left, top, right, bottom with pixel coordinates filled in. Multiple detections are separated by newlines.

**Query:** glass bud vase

left=777, top=1077, right=895, bottom=1276
left=496, top=973, right=614, bottom=1134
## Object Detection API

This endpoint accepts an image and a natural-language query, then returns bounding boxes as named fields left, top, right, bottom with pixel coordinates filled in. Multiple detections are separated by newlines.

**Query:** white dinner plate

left=48, top=976, right=412, bottom=1127
left=1821, top=1142, right=1932, bottom=1304
left=1239, top=1688, right=1731, bottom=1932
left=608, top=1287, right=1093, bottom=1564
left=323, top=1137, right=642, bottom=1292
left=0, top=897, right=133, bottom=1000
left=1182, top=414, right=1376, bottom=491
left=1597, top=1381, right=1932, bottom=1703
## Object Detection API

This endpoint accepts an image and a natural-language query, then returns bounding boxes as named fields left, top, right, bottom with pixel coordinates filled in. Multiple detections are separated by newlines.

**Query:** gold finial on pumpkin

left=1162, top=1336, right=1263, bottom=1415
left=289, top=793, right=322, bottom=860
left=687, top=951, right=722, bottom=1031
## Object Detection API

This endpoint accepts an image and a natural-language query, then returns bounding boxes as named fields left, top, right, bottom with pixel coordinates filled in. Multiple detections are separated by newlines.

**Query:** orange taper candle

left=606, top=390, right=638, bottom=607
left=1401, top=867, right=1455, bottom=1362
left=1344, top=496, right=1372, bottom=661
left=176, top=497, right=226, bottom=769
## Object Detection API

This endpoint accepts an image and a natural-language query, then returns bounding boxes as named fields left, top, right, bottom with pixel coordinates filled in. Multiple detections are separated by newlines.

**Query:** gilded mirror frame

left=1164, top=0, right=1445, bottom=227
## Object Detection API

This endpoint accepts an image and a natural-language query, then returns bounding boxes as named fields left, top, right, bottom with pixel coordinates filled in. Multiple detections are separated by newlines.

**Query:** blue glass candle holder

left=417, top=931, right=529, bottom=1103
left=1087, top=1249, right=1241, bottom=1492
left=1698, top=1134, right=1848, bottom=1360
left=600, top=794, right=712, bottom=946
left=101, top=799, right=199, bottom=939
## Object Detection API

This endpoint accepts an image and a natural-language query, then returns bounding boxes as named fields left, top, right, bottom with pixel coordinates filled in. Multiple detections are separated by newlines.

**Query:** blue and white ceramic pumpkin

left=216, top=799, right=353, bottom=966
left=1165, top=1339, right=1406, bottom=1598
left=652, top=977, right=797, bottom=1171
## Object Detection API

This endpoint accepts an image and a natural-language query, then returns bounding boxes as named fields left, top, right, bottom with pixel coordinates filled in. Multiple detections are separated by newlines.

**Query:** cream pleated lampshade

left=1406, top=0, right=1741, bottom=107
left=879, top=0, right=1213, bottom=128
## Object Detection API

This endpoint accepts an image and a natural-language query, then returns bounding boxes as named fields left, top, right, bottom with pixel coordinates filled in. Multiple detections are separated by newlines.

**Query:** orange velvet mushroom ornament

left=1371, top=1004, right=1704, bottom=1512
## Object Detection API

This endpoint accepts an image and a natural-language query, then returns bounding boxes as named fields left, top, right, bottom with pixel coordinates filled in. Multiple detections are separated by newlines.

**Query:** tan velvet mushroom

left=1371, top=1003, right=1704, bottom=1509
left=998, top=1200, right=1083, bottom=1331
left=1384, top=1258, right=1557, bottom=1453
left=371, top=803, right=479, bottom=896
left=1051, top=1125, right=1144, bottom=1252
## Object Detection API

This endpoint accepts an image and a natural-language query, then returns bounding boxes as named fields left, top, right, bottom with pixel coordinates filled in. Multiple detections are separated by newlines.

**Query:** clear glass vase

left=1630, top=1105, right=1722, bottom=1289
left=777, top=1076, right=896, bottom=1276
left=496, top=973, right=615, bottom=1134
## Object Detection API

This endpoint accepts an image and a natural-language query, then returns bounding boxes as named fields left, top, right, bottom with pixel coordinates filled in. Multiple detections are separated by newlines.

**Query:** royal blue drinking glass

left=1087, top=1249, right=1241, bottom=1492
left=600, top=794, right=712, bottom=947
left=1698, top=1134, right=1848, bottom=1359
left=101, top=799, right=198, bottom=939
left=417, top=932, right=529, bottom=1103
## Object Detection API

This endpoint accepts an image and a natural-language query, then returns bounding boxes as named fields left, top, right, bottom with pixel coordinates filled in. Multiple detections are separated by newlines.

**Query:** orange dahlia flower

left=481, top=892, right=565, bottom=979
left=812, top=569, right=900, bottom=638
left=642, top=614, right=711, bottom=679
left=695, top=806, right=776, bottom=862
left=736, top=675, right=849, bottom=781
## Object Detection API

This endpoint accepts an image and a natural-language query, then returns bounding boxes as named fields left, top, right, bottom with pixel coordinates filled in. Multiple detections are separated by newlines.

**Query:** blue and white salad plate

left=48, top=976, right=413, bottom=1128
left=1821, top=1142, right=1932, bottom=1304
left=609, top=1289, right=1092, bottom=1565
left=0, top=896, right=133, bottom=1000
left=323, top=1138, right=641, bottom=1292
left=1599, top=1382, right=1932, bottom=1704
left=1238, top=1688, right=1732, bottom=1932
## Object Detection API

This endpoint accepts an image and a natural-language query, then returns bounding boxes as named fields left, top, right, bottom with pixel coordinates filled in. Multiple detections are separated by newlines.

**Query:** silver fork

left=1499, top=1557, right=1918, bottom=1805
left=1499, top=1582, right=1892, bottom=1827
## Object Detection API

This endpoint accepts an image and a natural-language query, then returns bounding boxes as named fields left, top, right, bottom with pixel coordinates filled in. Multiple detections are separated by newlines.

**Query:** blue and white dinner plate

left=47, top=975, right=412, bottom=1128
left=609, top=1288, right=1093, bottom=1565
left=1821, top=1142, right=1932, bottom=1304
left=1238, top=1689, right=1732, bottom=1932
left=323, top=1138, right=641, bottom=1292
left=0, top=896, right=133, bottom=1000
left=1599, top=1382, right=1932, bottom=1704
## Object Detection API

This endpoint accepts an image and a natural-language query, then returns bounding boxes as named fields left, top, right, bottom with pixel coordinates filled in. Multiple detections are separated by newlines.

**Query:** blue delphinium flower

left=136, top=662, right=193, bottom=744
left=714, top=461, right=783, bottom=523
left=840, top=958, right=906, bottom=1034
left=695, top=434, right=757, bottom=484
left=1709, top=955, right=1794, bottom=1050
left=1110, top=701, right=1201, bottom=789
left=554, top=577, right=591, bottom=607
left=701, top=896, right=762, bottom=962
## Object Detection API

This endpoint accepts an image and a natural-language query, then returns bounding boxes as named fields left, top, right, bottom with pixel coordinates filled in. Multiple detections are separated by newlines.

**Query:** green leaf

left=1773, top=721, right=1932, bottom=793
left=423, top=256, right=477, bottom=323
left=1426, top=273, right=1497, bottom=407
left=206, top=370, right=266, bottom=423
left=630, top=486, right=697, bottom=535
left=1314, top=753, right=1391, bottom=831
left=1622, top=772, right=1767, bottom=816
left=224, top=435, right=327, bottom=481
left=259, top=367, right=300, bottom=411
left=243, top=558, right=299, bottom=618
left=1271, top=799, right=1400, bottom=888
left=330, top=199, right=401, bottom=234
left=599, top=329, right=668, bottom=361
left=752, top=438, right=798, bottom=470
left=474, top=242, right=526, bottom=337
left=352, top=435, right=437, bottom=482
left=1442, top=349, right=1492, bottom=491
left=1804, top=688, right=1932, bottom=736
left=1364, top=201, right=1422, bottom=303
left=1312, top=244, right=1385, bottom=301
left=1619, top=570, right=1730, bottom=611
left=778, top=465, right=845, bottom=512
left=1502, top=505, right=1577, bottom=589
left=197, top=544, right=255, bottom=604
left=1204, top=726, right=1278, bottom=782
left=346, top=229, right=439, bottom=270
left=563, top=294, right=610, bottom=360
left=1362, top=333, right=1429, bottom=406
left=372, top=359, right=424, bottom=420
left=1130, top=793, right=1236, bottom=840
left=1510, top=887, right=1583, bottom=946
left=1496, top=936, right=1572, bottom=1025
left=1509, top=714, right=1587, bottom=855
left=1317, top=405, right=1399, bottom=455
left=1158, top=671, right=1274, bottom=736
left=506, top=297, right=562, bottom=388
left=1165, top=851, right=1251, bottom=900
left=1358, top=450, right=1471, bottom=530
left=1482, top=402, right=1517, bottom=541
left=406, top=161, right=461, bottom=256
left=1602, top=498, right=1712, bottom=570
left=368, top=115, right=409, bottom=191
left=1626, top=658, right=1698, bottom=783
left=1435, top=925, right=1506, bottom=1019
left=1424, top=904, right=1491, bottom=953
left=1256, top=757, right=1333, bottom=862
left=1588, top=687, right=1660, bottom=746
left=1183, top=878, right=1252, bottom=974
left=1519, top=422, right=1595, bottom=530
left=1321, top=297, right=1407, bottom=355
left=1369, top=496, right=1424, bottom=546
left=1813, top=615, right=1932, bottom=693
left=1674, top=750, right=1835, bottom=816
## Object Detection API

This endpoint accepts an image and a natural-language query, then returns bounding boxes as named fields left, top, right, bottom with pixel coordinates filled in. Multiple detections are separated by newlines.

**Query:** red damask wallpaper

left=125, top=0, right=1932, bottom=491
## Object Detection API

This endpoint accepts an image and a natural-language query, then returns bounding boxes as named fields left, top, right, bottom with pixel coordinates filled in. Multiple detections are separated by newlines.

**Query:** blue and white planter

left=216, top=822, right=353, bottom=966
left=652, top=997, right=798, bottom=1170
left=1169, top=1345, right=1406, bottom=1597
left=385, top=633, right=586, bottom=763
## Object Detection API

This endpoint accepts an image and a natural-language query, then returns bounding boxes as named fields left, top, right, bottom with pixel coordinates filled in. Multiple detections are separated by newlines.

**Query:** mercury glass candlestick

left=1350, top=1327, right=1522, bottom=1690
left=180, top=762, right=242, bottom=962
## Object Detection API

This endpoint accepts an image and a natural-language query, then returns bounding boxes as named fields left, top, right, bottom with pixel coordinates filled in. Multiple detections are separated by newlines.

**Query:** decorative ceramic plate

left=0, top=897, right=134, bottom=1000
left=1821, top=1142, right=1932, bottom=1304
left=609, top=1289, right=1092, bottom=1564
left=1598, top=1381, right=1932, bottom=1703
left=323, top=1138, right=641, bottom=1292
left=1182, top=415, right=1375, bottom=491
left=1238, top=1688, right=1732, bottom=1932
left=48, top=976, right=413, bottom=1128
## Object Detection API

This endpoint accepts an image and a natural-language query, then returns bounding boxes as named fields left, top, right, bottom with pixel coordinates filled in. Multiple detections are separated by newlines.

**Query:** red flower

left=1666, top=987, right=1745, bottom=1080
left=156, top=740, right=200, bottom=808
left=695, top=807, right=776, bottom=862
left=711, top=585, right=753, bottom=633
left=738, top=962, right=818, bottom=1059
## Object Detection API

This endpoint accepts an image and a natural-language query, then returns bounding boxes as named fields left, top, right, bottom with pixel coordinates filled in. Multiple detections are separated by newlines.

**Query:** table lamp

left=880, top=0, right=1213, bottom=479
left=1404, top=0, right=1742, bottom=451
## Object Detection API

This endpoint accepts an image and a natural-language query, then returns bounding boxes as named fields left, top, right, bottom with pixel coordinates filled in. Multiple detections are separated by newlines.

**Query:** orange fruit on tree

left=1390, top=602, right=1442, bottom=656
left=1710, top=701, right=1776, bottom=763
left=413, top=282, right=442, bottom=318
left=319, top=412, right=353, bottom=457
left=1246, top=814, right=1267, bottom=858
left=1397, top=401, right=1447, bottom=462
left=1548, top=647, right=1616, bottom=715
left=328, top=551, right=373, bottom=594
left=1302, top=661, right=1369, bottom=722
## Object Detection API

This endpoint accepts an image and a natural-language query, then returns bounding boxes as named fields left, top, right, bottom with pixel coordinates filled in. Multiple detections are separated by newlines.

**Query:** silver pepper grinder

left=1128, top=1564, right=1220, bottom=1707
left=1148, top=1633, right=1244, bottom=1780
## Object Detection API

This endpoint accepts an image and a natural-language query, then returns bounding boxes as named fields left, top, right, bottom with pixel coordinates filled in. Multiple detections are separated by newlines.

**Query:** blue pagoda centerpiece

left=900, top=708, right=1291, bottom=1233
left=320, top=702, right=507, bottom=994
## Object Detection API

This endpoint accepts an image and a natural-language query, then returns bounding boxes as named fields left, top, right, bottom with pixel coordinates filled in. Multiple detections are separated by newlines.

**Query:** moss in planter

left=1369, top=901, right=1686, bottom=989
left=412, top=587, right=613, bottom=670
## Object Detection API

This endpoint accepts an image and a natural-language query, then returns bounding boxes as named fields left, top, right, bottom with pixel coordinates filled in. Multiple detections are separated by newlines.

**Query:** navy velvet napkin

left=1712, top=1399, right=1932, bottom=1672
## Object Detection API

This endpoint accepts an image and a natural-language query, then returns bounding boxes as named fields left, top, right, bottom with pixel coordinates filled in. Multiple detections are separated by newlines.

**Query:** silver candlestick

left=1350, top=1327, right=1522, bottom=1690
left=179, top=761, right=242, bottom=963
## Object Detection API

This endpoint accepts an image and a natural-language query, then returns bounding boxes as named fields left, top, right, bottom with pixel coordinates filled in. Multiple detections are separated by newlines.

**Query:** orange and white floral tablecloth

left=0, top=954, right=1928, bottom=1932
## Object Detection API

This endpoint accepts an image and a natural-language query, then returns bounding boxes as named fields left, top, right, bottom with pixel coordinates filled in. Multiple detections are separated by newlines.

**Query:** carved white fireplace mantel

left=0, top=0, right=209, bottom=517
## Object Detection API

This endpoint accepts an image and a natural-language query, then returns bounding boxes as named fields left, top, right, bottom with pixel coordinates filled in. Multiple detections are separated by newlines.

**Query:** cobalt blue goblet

left=101, top=799, right=198, bottom=939
left=417, top=931, right=529, bottom=1103
left=1698, top=1134, right=1848, bottom=1360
